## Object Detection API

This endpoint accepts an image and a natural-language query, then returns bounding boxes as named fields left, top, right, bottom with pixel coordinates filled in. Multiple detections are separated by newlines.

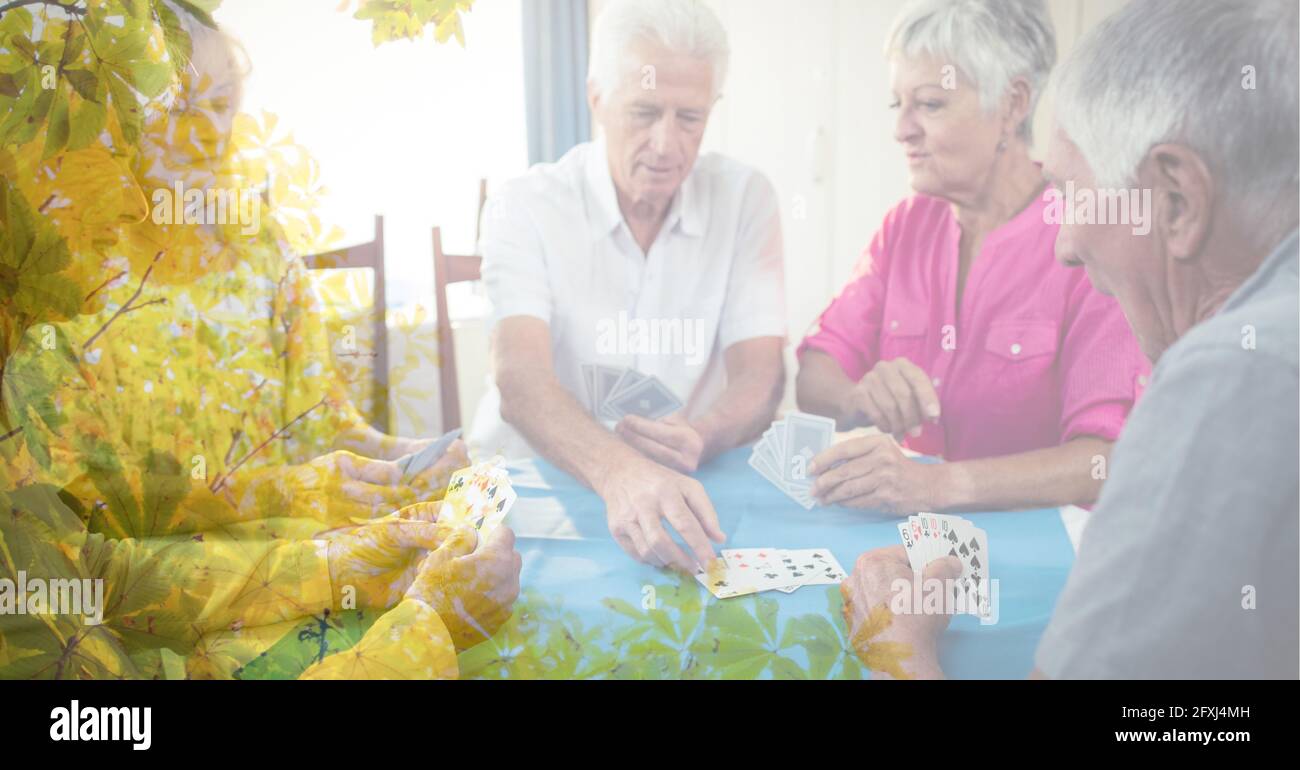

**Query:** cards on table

left=582, top=364, right=683, bottom=421
left=694, top=547, right=848, bottom=599
left=897, top=513, right=991, bottom=618
left=438, top=458, right=518, bottom=551
left=748, top=413, right=836, bottom=509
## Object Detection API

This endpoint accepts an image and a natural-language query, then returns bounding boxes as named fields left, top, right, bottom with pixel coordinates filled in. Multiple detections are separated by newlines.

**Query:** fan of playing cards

left=437, top=458, right=518, bottom=551
left=748, top=413, right=836, bottom=509
left=583, top=364, right=683, bottom=421
left=695, top=548, right=849, bottom=599
left=898, top=513, right=991, bottom=618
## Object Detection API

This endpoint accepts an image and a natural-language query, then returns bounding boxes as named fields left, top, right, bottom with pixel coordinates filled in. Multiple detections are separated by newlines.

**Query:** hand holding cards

left=748, top=413, right=836, bottom=509
left=395, top=428, right=462, bottom=484
left=897, top=512, right=991, bottom=618
left=583, top=364, right=683, bottom=421
left=695, top=547, right=848, bottom=599
left=438, top=458, right=518, bottom=551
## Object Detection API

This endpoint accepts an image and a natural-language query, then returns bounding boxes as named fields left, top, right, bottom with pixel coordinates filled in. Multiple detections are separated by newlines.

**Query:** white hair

left=885, top=0, right=1057, bottom=144
left=588, top=0, right=730, bottom=100
left=1054, top=0, right=1299, bottom=249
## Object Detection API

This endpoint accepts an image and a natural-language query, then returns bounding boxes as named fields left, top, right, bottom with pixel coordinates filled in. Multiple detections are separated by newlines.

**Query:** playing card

left=695, top=557, right=761, bottom=599
left=607, top=376, right=683, bottom=420
left=475, top=483, right=517, bottom=550
left=748, top=421, right=818, bottom=510
left=593, top=365, right=626, bottom=412
left=898, top=521, right=923, bottom=573
left=396, top=428, right=462, bottom=483
left=777, top=548, right=848, bottom=586
left=896, top=514, right=992, bottom=617
left=721, top=548, right=792, bottom=593
left=601, top=369, right=647, bottom=413
left=782, top=413, right=835, bottom=486
left=439, top=460, right=514, bottom=541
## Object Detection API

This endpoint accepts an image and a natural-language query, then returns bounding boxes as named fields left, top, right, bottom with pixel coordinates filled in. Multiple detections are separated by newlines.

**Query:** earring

left=997, top=139, right=1008, bottom=152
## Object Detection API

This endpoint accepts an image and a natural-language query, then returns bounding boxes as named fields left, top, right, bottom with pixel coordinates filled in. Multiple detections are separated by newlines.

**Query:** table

left=453, top=446, right=1076, bottom=680
left=233, top=445, right=1075, bottom=679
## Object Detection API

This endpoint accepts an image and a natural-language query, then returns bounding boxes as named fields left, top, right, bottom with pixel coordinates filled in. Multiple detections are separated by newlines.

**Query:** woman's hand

left=809, top=435, right=942, bottom=515
left=324, top=517, right=459, bottom=609
left=842, top=358, right=941, bottom=440
left=403, top=525, right=523, bottom=650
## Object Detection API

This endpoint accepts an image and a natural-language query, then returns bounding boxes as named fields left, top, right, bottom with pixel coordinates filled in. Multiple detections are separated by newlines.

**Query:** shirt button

left=890, top=320, right=899, bottom=330
left=1138, top=374, right=1149, bottom=387
left=932, top=377, right=942, bottom=387
left=1010, top=343, right=1022, bottom=356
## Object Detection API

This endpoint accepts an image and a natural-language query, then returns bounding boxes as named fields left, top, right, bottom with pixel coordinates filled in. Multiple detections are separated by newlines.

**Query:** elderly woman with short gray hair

left=796, top=0, right=1149, bottom=515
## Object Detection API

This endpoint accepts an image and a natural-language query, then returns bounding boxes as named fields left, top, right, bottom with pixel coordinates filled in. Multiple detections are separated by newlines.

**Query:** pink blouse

left=799, top=193, right=1150, bottom=462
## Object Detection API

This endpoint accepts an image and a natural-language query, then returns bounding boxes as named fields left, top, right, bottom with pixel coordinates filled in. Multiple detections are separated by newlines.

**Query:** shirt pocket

left=879, top=315, right=930, bottom=369
left=981, top=320, right=1060, bottom=402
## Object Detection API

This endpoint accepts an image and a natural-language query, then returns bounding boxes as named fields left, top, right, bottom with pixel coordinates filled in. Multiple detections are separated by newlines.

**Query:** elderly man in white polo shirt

left=468, top=0, right=786, bottom=572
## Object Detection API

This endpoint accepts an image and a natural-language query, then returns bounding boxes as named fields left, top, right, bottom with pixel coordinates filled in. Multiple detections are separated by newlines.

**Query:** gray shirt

left=1037, top=231, right=1299, bottom=679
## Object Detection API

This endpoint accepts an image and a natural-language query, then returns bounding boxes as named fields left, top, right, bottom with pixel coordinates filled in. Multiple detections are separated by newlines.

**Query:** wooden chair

left=433, top=180, right=488, bottom=432
left=304, top=215, right=389, bottom=432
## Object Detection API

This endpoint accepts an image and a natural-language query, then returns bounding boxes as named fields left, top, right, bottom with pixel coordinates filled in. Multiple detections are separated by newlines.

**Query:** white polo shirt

left=466, top=137, right=786, bottom=459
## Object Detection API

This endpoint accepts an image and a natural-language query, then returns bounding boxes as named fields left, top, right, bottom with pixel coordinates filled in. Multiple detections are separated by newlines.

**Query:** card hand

left=809, top=436, right=936, bottom=515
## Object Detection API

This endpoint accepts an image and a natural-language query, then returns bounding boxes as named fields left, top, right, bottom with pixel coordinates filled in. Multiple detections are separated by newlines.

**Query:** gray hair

left=1054, top=0, right=1299, bottom=249
left=588, top=0, right=730, bottom=100
left=885, top=0, right=1057, bottom=144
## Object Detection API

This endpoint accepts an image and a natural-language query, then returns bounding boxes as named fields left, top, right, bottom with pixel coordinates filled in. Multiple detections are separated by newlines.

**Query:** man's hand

left=324, top=517, right=457, bottom=609
left=404, top=526, right=523, bottom=650
left=841, top=545, right=961, bottom=679
left=809, top=435, right=941, bottom=515
left=841, top=358, right=941, bottom=440
left=596, top=457, right=725, bottom=572
left=615, top=414, right=710, bottom=473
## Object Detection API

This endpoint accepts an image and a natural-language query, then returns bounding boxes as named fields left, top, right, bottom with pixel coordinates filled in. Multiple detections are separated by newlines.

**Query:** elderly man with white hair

left=840, top=0, right=1298, bottom=679
left=468, top=0, right=785, bottom=572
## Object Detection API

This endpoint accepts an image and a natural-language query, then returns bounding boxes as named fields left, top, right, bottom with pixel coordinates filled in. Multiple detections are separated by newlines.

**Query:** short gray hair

left=885, top=0, right=1057, bottom=144
left=588, top=0, right=730, bottom=100
left=1054, top=0, right=1299, bottom=249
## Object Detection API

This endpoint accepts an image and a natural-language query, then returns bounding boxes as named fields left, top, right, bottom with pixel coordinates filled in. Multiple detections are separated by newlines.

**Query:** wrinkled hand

left=809, top=435, right=938, bottom=515
left=615, top=414, right=708, bottom=473
left=843, top=358, right=940, bottom=440
left=404, top=525, right=522, bottom=650
left=597, top=457, right=725, bottom=572
left=397, top=438, right=471, bottom=497
left=840, top=545, right=961, bottom=679
left=222, top=450, right=424, bottom=526
left=324, top=516, right=459, bottom=609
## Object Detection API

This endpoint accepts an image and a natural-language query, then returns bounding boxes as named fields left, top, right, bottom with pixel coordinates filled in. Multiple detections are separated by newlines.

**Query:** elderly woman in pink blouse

left=797, top=0, right=1149, bottom=515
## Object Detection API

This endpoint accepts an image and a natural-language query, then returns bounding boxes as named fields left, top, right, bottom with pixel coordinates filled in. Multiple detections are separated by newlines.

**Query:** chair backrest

left=303, top=215, right=389, bottom=432
left=432, top=226, right=482, bottom=433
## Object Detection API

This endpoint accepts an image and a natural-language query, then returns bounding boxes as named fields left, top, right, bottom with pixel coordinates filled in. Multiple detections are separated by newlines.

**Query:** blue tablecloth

left=455, top=446, right=1076, bottom=680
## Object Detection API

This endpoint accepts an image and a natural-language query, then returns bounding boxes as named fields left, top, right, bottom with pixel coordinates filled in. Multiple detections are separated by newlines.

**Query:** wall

left=587, top=0, right=1128, bottom=410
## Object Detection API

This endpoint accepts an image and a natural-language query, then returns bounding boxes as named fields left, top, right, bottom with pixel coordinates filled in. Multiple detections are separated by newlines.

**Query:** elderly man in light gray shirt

left=837, top=0, right=1299, bottom=679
